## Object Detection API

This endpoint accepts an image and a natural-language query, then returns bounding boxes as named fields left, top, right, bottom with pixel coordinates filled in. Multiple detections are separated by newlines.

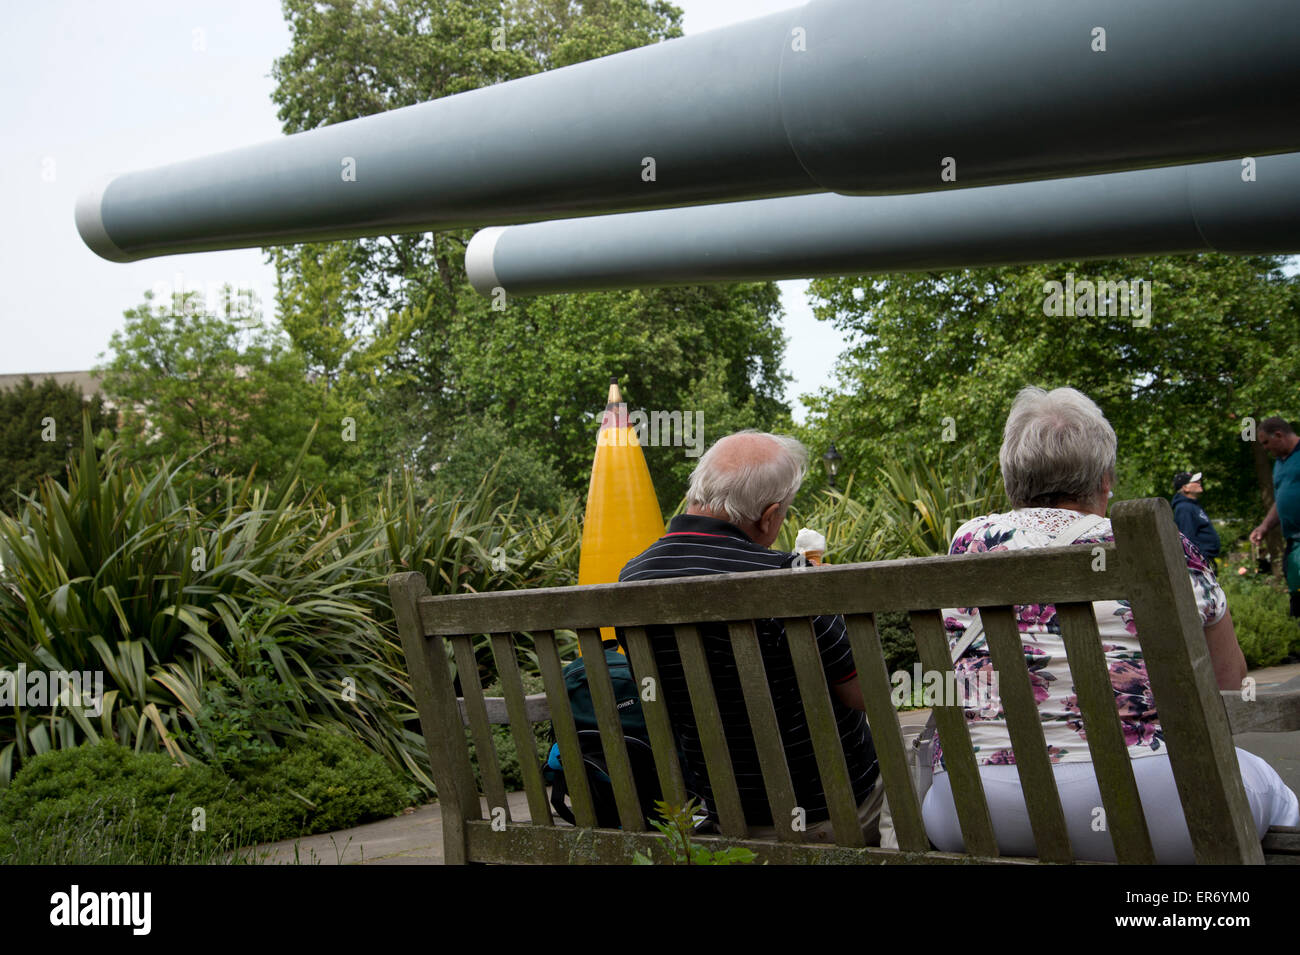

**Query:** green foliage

left=0, top=422, right=579, bottom=790
left=172, top=635, right=303, bottom=772
left=0, top=735, right=411, bottom=863
left=800, top=255, right=1300, bottom=522
left=632, top=799, right=759, bottom=865
left=780, top=444, right=1006, bottom=562
left=0, top=740, right=238, bottom=864
left=1220, top=569, right=1299, bottom=668
left=97, top=290, right=371, bottom=500
left=0, top=376, right=115, bottom=515
left=223, top=729, right=415, bottom=842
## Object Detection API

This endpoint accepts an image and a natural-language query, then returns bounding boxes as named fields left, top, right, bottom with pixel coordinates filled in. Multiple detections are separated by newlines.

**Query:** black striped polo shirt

left=617, top=513, right=878, bottom=827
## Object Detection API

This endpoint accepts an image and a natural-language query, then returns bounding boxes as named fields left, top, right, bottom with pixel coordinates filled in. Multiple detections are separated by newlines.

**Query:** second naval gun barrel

left=77, top=0, right=1300, bottom=263
left=465, top=154, right=1300, bottom=294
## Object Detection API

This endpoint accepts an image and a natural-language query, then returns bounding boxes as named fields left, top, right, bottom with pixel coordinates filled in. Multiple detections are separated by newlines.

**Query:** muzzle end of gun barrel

left=75, top=176, right=133, bottom=263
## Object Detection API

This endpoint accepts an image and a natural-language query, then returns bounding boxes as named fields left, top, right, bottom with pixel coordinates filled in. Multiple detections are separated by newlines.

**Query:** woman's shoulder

left=949, top=508, right=1113, bottom=555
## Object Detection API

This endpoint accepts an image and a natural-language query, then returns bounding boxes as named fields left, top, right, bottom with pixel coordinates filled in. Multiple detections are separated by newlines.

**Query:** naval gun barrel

left=465, top=154, right=1300, bottom=294
left=77, top=0, right=1300, bottom=263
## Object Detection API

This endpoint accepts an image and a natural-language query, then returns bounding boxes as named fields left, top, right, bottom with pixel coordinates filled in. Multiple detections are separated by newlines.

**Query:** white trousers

left=921, top=749, right=1300, bottom=863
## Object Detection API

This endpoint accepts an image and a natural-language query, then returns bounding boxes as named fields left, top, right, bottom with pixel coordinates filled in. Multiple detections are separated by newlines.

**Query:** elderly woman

left=923, top=386, right=1299, bottom=862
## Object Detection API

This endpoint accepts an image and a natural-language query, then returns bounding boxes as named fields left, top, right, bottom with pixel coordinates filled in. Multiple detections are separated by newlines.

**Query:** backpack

left=543, top=639, right=698, bottom=827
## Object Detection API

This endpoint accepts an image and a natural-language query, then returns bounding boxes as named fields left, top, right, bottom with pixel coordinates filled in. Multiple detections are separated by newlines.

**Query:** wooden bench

left=389, top=499, right=1300, bottom=864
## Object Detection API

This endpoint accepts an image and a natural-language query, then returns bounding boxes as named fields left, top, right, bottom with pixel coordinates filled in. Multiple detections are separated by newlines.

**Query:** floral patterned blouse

left=934, top=507, right=1227, bottom=770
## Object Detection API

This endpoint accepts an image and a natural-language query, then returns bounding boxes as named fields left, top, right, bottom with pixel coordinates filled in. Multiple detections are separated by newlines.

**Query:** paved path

left=252, top=662, right=1300, bottom=865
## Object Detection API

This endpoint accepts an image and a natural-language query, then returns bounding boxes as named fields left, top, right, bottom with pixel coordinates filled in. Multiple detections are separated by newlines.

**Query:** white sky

left=1, top=0, right=844, bottom=421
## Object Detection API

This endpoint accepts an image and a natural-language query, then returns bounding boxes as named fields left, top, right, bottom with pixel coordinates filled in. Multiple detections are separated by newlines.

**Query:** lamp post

left=823, top=443, right=843, bottom=491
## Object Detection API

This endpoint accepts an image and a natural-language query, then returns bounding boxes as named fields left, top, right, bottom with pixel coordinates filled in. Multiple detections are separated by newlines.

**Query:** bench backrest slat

left=674, top=624, right=749, bottom=837
left=1110, top=503, right=1263, bottom=864
left=453, top=634, right=511, bottom=821
left=727, top=620, right=802, bottom=843
left=784, top=616, right=867, bottom=846
left=415, top=546, right=1119, bottom=635
left=534, top=629, right=598, bottom=828
left=622, top=626, right=690, bottom=809
left=844, top=612, right=929, bottom=851
left=489, top=632, right=554, bottom=827
left=911, top=608, right=999, bottom=858
left=980, top=604, right=1073, bottom=862
left=575, top=628, right=646, bottom=831
left=1056, top=602, right=1155, bottom=863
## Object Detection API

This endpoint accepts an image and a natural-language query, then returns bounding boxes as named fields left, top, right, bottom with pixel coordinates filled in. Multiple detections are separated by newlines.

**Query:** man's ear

left=759, top=501, right=783, bottom=537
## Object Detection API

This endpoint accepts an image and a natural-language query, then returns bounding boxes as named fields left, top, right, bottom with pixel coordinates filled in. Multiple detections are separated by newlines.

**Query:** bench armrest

left=456, top=693, right=552, bottom=727
left=1221, top=688, right=1300, bottom=734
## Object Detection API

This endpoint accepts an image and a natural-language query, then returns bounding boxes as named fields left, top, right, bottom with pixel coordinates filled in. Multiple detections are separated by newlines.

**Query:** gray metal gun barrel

left=465, top=154, right=1300, bottom=294
left=77, top=0, right=1300, bottom=263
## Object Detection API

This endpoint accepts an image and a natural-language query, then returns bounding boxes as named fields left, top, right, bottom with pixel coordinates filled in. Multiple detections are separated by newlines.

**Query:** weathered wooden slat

left=417, top=545, right=1121, bottom=635
left=462, top=820, right=1043, bottom=865
left=1263, top=826, right=1300, bottom=860
left=621, top=627, right=688, bottom=809
left=488, top=632, right=553, bottom=827
left=727, top=620, right=800, bottom=843
left=843, top=612, right=927, bottom=851
left=979, top=605, right=1072, bottom=863
left=575, top=628, right=645, bottom=831
left=534, top=630, right=597, bottom=828
left=458, top=693, right=550, bottom=725
left=452, top=634, right=510, bottom=823
left=387, top=572, right=480, bottom=865
left=674, top=624, right=748, bottom=837
left=1056, top=601, right=1154, bottom=864
left=784, top=616, right=866, bottom=847
left=1111, top=498, right=1263, bottom=864
left=911, top=609, right=998, bottom=858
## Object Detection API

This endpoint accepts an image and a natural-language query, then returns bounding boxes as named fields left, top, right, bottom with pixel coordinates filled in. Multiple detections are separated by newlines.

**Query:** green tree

left=800, top=255, right=1300, bottom=523
left=97, top=290, right=370, bottom=499
left=0, top=377, right=115, bottom=514
left=266, top=0, right=790, bottom=513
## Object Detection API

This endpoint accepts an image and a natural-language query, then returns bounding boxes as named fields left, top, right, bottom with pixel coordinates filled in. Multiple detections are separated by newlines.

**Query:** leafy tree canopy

left=97, top=290, right=371, bottom=499
left=798, top=254, right=1300, bottom=522
left=0, top=378, right=115, bottom=514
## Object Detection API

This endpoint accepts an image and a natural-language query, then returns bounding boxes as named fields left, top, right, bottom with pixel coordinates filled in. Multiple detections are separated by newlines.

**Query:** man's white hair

left=686, top=430, right=808, bottom=525
left=1000, top=386, right=1117, bottom=508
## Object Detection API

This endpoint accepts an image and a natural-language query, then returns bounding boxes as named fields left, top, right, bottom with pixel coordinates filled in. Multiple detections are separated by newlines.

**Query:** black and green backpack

left=543, top=640, right=698, bottom=827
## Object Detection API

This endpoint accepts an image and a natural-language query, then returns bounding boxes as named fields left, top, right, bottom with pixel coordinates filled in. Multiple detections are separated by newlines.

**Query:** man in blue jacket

left=1171, top=470, right=1220, bottom=568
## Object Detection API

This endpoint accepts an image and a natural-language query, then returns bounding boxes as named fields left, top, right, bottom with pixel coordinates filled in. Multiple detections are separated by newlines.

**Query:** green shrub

left=0, top=740, right=238, bottom=863
left=878, top=611, right=920, bottom=677
left=226, top=729, right=414, bottom=842
left=0, top=734, right=413, bottom=863
left=1220, top=570, right=1299, bottom=668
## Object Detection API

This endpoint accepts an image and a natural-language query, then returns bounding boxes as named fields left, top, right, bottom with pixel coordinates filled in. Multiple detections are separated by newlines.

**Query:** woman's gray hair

left=1000, top=386, right=1117, bottom=508
left=686, top=430, right=808, bottom=524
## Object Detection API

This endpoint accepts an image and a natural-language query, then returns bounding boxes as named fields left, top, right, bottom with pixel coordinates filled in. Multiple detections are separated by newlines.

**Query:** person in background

left=1250, top=417, right=1300, bottom=618
left=1171, top=470, right=1220, bottom=570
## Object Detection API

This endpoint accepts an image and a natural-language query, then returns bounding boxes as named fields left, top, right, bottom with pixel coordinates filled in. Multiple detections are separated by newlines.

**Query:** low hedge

left=0, top=731, right=415, bottom=864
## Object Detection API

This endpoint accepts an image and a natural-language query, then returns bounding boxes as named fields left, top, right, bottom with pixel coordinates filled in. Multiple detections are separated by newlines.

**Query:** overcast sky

left=0, top=0, right=847, bottom=420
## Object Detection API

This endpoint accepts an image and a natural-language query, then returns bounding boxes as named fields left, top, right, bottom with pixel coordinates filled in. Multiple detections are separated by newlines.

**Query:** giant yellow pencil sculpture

left=578, top=378, right=665, bottom=646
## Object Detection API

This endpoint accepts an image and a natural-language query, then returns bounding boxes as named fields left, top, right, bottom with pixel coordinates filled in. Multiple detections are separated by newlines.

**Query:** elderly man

left=1250, top=416, right=1300, bottom=617
left=1171, top=470, right=1220, bottom=569
left=617, top=430, right=881, bottom=840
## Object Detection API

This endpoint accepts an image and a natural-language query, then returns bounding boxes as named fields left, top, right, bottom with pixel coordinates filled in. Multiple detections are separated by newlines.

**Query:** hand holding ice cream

left=795, top=527, right=827, bottom=565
